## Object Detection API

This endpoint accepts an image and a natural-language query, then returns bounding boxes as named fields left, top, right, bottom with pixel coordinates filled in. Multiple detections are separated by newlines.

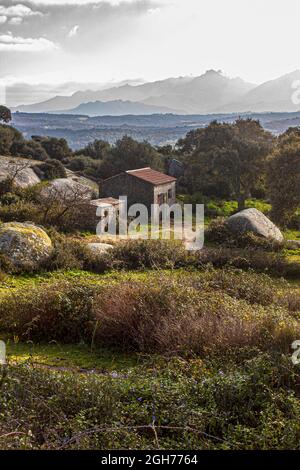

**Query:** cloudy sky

left=1, top=0, right=300, bottom=105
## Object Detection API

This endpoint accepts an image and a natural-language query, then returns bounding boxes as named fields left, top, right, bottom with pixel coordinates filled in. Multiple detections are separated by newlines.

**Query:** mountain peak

left=203, top=69, right=223, bottom=77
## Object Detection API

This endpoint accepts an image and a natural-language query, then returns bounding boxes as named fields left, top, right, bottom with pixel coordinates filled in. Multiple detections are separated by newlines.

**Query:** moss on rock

left=0, top=222, right=52, bottom=270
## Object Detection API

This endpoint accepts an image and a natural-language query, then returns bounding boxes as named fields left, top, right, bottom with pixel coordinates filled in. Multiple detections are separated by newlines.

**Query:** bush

left=92, top=277, right=298, bottom=354
left=44, top=235, right=114, bottom=273
left=0, top=200, right=41, bottom=224
left=110, top=239, right=190, bottom=270
left=0, top=281, right=96, bottom=342
left=195, top=269, right=277, bottom=306
left=197, top=247, right=300, bottom=279
left=2, top=352, right=300, bottom=449
left=205, top=217, right=283, bottom=251
left=1, top=273, right=298, bottom=354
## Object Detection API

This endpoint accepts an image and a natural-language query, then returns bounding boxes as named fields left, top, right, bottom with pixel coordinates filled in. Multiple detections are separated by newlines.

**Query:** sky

left=1, top=0, right=300, bottom=105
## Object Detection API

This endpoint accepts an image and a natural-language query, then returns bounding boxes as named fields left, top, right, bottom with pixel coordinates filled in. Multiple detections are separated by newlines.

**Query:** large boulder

left=226, top=208, right=284, bottom=243
left=0, top=156, right=41, bottom=188
left=0, top=222, right=52, bottom=269
left=86, top=242, right=114, bottom=254
left=40, top=178, right=94, bottom=201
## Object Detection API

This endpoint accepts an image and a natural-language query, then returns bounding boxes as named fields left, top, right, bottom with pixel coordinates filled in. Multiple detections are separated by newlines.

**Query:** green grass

left=4, top=341, right=139, bottom=372
left=2, top=350, right=300, bottom=449
left=283, top=228, right=300, bottom=241
left=0, top=265, right=300, bottom=449
left=0, top=268, right=162, bottom=296
left=177, top=196, right=272, bottom=217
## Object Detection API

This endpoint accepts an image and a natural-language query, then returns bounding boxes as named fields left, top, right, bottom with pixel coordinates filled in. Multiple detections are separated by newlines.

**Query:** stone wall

left=101, top=173, right=176, bottom=215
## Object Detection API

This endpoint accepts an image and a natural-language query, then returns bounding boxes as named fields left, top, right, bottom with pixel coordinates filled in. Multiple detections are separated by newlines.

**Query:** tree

left=10, top=139, right=48, bottom=161
left=97, top=135, right=164, bottom=179
left=179, top=119, right=274, bottom=210
left=0, top=106, right=12, bottom=124
left=35, top=159, right=67, bottom=180
left=267, top=127, right=300, bottom=226
left=39, top=137, right=72, bottom=161
left=0, top=125, right=23, bottom=155
left=76, top=139, right=111, bottom=160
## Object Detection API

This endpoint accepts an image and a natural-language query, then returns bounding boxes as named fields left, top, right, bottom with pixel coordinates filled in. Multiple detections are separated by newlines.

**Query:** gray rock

left=226, top=208, right=284, bottom=242
left=0, top=156, right=41, bottom=188
left=0, top=222, right=52, bottom=269
left=86, top=242, right=114, bottom=254
left=40, top=178, right=93, bottom=201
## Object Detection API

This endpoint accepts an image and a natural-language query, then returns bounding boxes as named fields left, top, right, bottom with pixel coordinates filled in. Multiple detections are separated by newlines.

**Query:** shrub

left=0, top=273, right=298, bottom=354
left=2, top=352, right=300, bottom=450
left=92, top=276, right=299, bottom=355
left=0, top=200, right=41, bottom=224
left=205, top=217, right=283, bottom=251
left=0, top=281, right=96, bottom=342
left=110, top=239, right=190, bottom=270
left=44, top=235, right=113, bottom=273
left=197, top=247, right=300, bottom=279
left=195, top=269, right=277, bottom=306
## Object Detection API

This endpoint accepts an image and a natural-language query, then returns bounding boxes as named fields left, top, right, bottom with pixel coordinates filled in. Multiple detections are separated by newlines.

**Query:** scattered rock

left=86, top=242, right=114, bottom=254
left=40, top=178, right=94, bottom=201
left=0, top=222, right=52, bottom=269
left=226, top=208, right=284, bottom=242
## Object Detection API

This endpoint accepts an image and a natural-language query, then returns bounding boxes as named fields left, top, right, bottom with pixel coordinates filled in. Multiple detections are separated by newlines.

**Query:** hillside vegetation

left=0, top=113, right=299, bottom=450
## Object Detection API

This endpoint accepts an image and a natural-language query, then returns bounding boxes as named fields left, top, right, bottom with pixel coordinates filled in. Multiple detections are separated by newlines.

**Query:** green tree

left=97, top=135, right=164, bottom=179
left=39, top=137, right=72, bottom=161
left=0, top=125, right=23, bottom=155
left=76, top=139, right=111, bottom=160
left=180, top=119, right=274, bottom=210
left=0, top=106, right=12, bottom=124
left=267, top=127, right=300, bottom=226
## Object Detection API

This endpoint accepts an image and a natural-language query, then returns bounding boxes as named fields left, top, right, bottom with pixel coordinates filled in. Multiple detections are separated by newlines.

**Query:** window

left=168, top=189, right=172, bottom=200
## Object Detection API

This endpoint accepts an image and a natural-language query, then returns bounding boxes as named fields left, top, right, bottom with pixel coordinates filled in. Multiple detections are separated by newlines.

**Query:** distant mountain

left=14, top=71, right=255, bottom=114
left=59, top=99, right=183, bottom=116
left=219, top=70, right=300, bottom=113
left=13, top=70, right=300, bottom=115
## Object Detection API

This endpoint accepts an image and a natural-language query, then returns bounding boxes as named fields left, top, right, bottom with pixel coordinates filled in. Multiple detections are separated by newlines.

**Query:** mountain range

left=14, top=70, right=300, bottom=115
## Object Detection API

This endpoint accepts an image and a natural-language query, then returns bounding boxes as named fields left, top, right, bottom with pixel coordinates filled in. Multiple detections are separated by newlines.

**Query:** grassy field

left=0, top=227, right=300, bottom=450
left=0, top=259, right=300, bottom=449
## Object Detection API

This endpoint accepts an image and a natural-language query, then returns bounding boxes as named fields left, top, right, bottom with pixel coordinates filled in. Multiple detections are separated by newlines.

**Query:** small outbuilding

left=100, top=167, right=176, bottom=211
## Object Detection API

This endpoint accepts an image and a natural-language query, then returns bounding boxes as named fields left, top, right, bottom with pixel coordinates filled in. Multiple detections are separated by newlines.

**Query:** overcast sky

left=1, top=0, right=300, bottom=103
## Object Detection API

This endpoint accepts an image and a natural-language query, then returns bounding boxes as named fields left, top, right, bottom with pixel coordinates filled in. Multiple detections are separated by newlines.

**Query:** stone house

left=100, top=167, right=176, bottom=212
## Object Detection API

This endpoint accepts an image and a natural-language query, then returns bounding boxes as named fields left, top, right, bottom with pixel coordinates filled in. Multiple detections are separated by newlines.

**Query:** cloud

left=25, top=0, right=141, bottom=4
left=0, top=33, right=58, bottom=52
left=147, top=7, right=160, bottom=14
left=0, top=4, right=43, bottom=18
left=0, top=16, right=7, bottom=24
left=9, top=17, right=24, bottom=25
left=68, top=25, right=79, bottom=37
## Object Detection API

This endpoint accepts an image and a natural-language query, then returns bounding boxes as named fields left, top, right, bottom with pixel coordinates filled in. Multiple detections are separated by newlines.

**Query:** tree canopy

left=267, top=127, right=300, bottom=225
left=179, top=119, right=274, bottom=210
left=0, top=106, right=12, bottom=124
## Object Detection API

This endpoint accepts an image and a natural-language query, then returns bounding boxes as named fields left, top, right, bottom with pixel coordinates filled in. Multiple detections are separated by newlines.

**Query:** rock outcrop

left=40, top=178, right=94, bottom=201
left=226, top=208, right=284, bottom=242
left=0, top=156, right=41, bottom=188
left=0, top=222, right=52, bottom=269
left=86, top=242, right=114, bottom=254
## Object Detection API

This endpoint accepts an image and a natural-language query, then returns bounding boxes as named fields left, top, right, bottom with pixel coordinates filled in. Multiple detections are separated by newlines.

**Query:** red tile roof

left=126, top=168, right=176, bottom=186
